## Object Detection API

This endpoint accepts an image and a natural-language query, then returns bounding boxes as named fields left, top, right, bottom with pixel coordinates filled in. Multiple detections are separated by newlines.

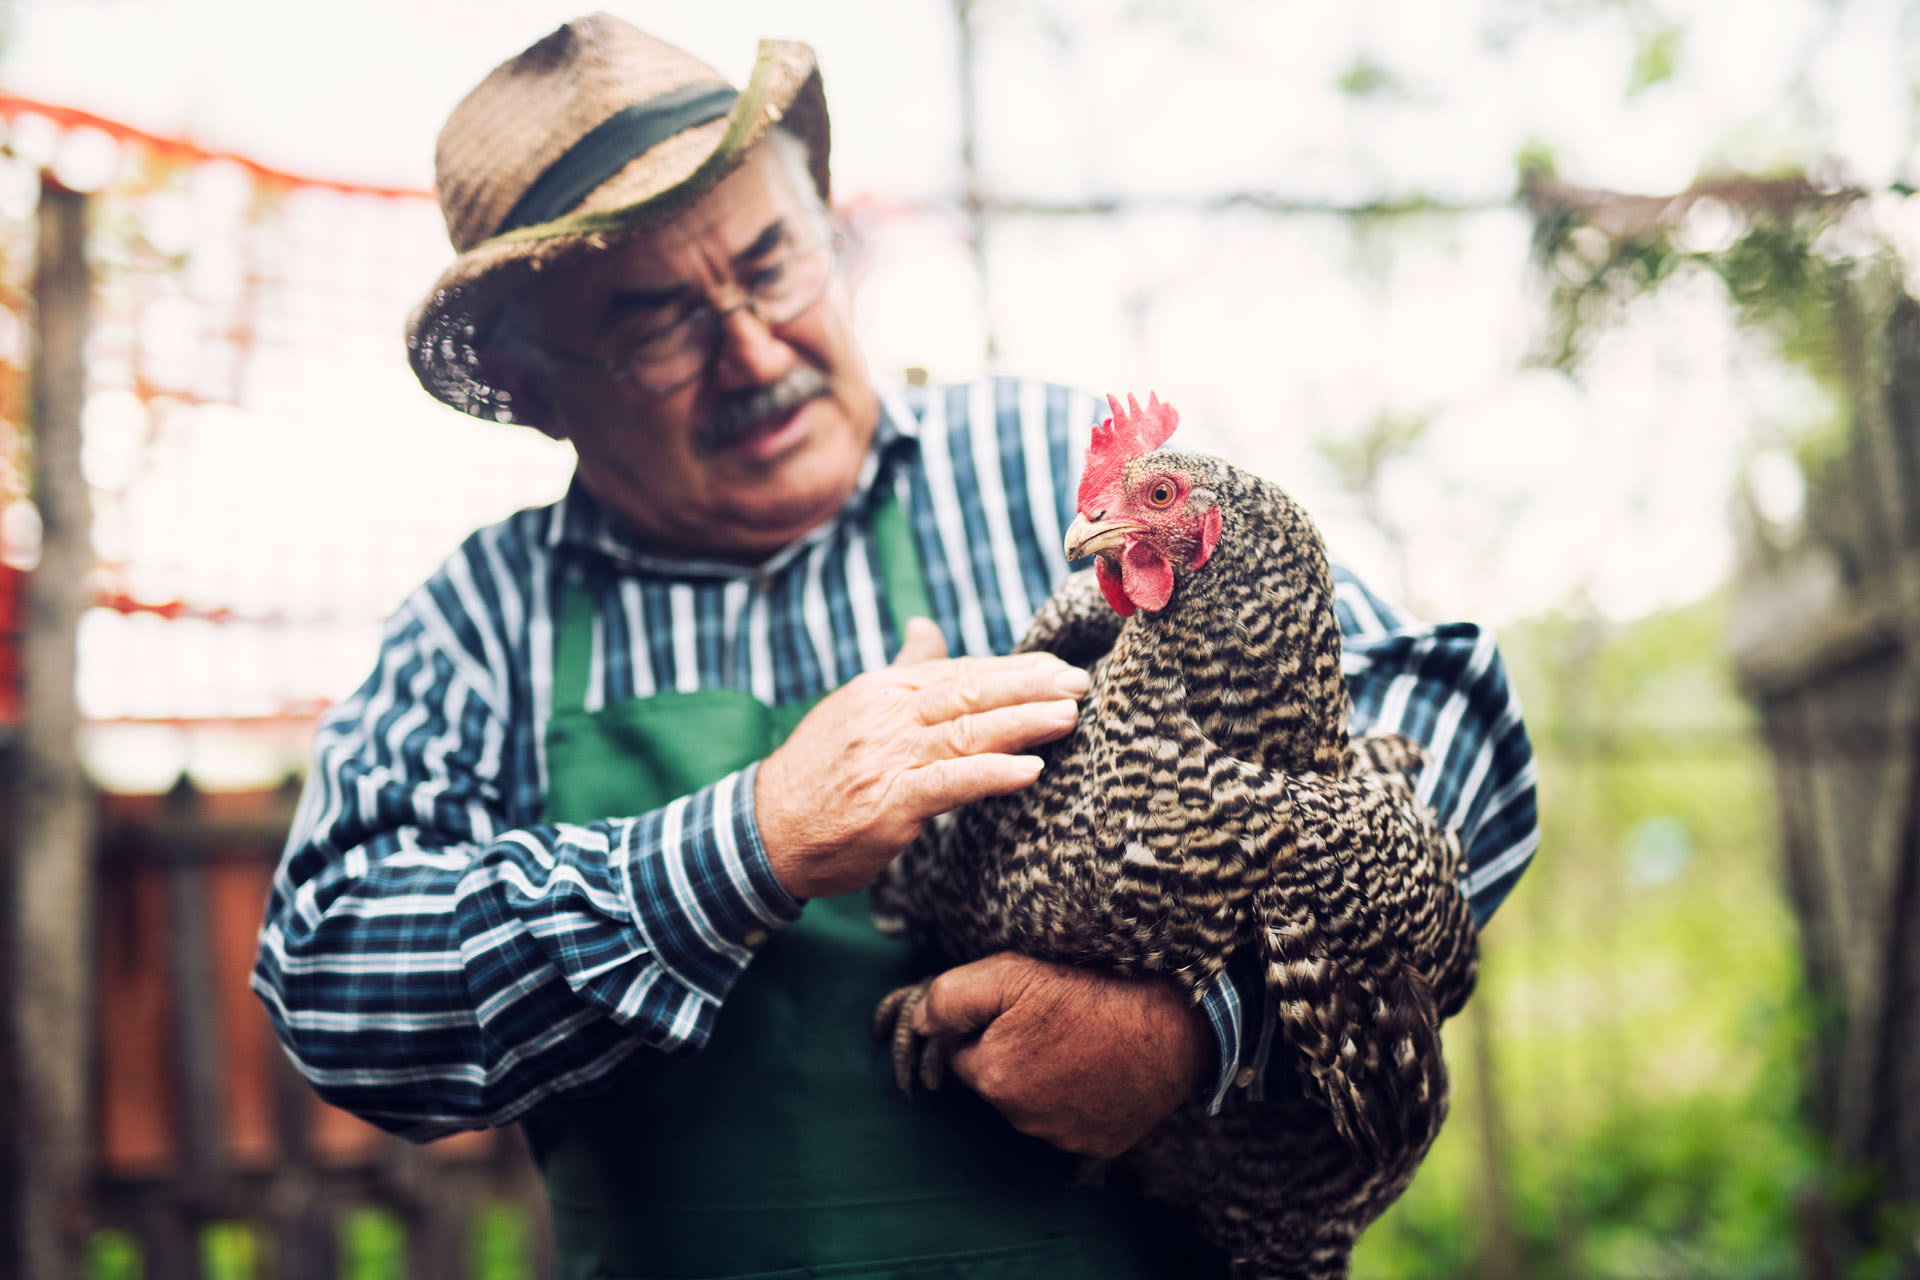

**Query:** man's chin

left=717, top=451, right=865, bottom=550
left=724, top=480, right=850, bottom=544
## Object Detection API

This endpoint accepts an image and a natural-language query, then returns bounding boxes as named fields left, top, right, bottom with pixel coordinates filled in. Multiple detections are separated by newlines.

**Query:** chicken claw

left=872, top=979, right=954, bottom=1093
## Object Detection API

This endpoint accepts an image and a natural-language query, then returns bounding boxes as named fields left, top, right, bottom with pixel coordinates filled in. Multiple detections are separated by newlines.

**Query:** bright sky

left=6, top=0, right=1916, bottom=783
left=13, top=0, right=1912, bottom=197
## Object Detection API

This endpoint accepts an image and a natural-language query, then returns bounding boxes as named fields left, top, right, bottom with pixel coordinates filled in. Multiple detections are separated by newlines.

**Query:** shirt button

left=1234, top=1068, right=1256, bottom=1089
left=743, top=929, right=769, bottom=948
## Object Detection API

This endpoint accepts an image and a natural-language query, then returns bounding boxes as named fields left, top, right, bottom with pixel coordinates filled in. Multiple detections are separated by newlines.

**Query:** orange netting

left=0, top=97, right=576, bottom=778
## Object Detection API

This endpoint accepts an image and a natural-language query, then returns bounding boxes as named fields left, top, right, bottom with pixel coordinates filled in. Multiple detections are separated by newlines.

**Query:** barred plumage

left=870, top=415, right=1479, bottom=1279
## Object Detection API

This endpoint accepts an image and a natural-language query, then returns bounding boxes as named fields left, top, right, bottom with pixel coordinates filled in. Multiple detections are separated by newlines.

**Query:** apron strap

left=871, top=479, right=935, bottom=635
left=552, top=567, right=600, bottom=719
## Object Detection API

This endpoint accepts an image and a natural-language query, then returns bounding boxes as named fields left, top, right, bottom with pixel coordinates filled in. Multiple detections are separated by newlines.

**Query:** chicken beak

left=1064, top=513, right=1140, bottom=561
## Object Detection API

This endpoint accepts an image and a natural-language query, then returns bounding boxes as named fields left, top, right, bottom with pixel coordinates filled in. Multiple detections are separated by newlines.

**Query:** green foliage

left=1627, top=23, right=1683, bottom=96
left=1311, top=409, right=1436, bottom=500
left=1533, top=209, right=1686, bottom=370
left=1515, top=138, right=1560, bottom=185
left=471, top=1202, right=535, bottom=1280
left=1337, top=54, right=1412, bottom=102
left=1709, top=221, right=1858, bottom=387
left=1526, top=161, right=1880, bottom=392
left=85, top=1204, right=538, bottom=1280
left=341, top=1208, right=406, bottom=1280
left=86, top=1230, right=142, bottom=1280
left=1355, top=593, right=1826, bottom=1279
left=201, top=1222, right=258, bottom=1280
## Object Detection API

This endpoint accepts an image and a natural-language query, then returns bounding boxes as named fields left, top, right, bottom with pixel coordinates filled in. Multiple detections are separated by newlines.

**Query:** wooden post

left=266, top=1053, right=340, bottom=1280
left=1732, top=282, right=1920, bottom=1270
left=951, top=0, right=996, bottom=363
left=163, top=782, right=230, bottom=1202
left=7, top=173, right=97, bottom=1280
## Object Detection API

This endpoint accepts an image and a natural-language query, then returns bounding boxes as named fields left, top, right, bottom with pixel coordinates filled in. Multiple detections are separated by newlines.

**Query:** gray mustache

left=699, top=367, right=832, bottom=453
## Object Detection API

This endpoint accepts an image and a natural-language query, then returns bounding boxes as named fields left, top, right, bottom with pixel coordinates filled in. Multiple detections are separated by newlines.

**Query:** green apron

left=524, top=493, right=1201, bottom=1280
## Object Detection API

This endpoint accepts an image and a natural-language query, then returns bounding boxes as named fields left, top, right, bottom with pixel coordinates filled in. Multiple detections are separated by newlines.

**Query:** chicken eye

left=1147, top=480, right=1177, bottom=507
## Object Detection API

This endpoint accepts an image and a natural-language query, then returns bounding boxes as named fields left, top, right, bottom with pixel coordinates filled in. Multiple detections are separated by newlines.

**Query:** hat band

left=494, top=82, right=740, bottom=237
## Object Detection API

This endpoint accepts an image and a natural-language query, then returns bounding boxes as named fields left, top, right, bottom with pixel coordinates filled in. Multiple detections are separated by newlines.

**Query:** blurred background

left=3, top=0, right=1918, bottom=1277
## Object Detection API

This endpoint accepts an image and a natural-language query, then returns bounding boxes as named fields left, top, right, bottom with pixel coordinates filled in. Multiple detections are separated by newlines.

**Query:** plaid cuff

left=617, top=764, right=803, bottom=1008
left=1219, top=948, right=1304, bottom=1106
left=1194, top=968, right=1244, bottom=1115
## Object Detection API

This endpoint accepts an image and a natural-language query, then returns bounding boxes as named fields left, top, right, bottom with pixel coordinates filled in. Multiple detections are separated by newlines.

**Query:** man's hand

left=756, top=619, right=1089, bottom=900
left=913, top=952, right=1212, bottom=1158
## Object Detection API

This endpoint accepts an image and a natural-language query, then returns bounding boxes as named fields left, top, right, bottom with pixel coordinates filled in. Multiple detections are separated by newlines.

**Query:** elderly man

left=253, top=15, right=1537, bottom=1279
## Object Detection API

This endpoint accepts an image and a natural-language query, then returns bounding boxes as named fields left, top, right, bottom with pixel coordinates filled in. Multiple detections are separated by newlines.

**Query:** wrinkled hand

left=756, top=619, right=1089, bottom=900
left=914, top=952, right=1212, bottom=1158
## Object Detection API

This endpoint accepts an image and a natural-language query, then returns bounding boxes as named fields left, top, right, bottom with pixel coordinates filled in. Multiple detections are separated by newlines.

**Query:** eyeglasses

left=531, top=240, right=837, bottom=396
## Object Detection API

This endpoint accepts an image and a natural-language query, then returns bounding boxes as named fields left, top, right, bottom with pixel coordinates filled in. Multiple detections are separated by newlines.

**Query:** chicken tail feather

left=1253, top=881, right=1450, bottom=1169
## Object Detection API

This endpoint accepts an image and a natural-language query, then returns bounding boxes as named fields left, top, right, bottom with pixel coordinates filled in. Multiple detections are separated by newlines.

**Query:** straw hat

left=406, top=14, right=830, bottom=425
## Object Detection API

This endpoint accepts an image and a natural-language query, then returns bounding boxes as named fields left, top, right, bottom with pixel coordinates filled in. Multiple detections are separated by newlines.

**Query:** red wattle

left=1120, top=540, right=1174, bottom=612
left=1096, top=556, right=1136, bottom=616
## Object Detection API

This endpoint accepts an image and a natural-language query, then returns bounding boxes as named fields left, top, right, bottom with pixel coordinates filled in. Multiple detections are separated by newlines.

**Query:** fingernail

left=1054, top=668, right=1090, bottom=697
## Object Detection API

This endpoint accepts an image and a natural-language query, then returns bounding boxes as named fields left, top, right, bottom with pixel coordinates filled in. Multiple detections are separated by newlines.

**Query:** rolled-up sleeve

left=252, top=584, right=801, bottom=1142
left=1332, top=567, right=1540, bottom=925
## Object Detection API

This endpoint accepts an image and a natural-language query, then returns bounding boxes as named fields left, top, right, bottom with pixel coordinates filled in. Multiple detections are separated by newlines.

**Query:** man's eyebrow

left=598, top=220, right=792, bottom=332
left=602, top=283, right=691, bottom=331
left=733, top=219, right=788, bottom=267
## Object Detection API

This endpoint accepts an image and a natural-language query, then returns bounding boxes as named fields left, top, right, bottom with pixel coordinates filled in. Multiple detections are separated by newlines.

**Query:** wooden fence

left=5, top=172, right=547, bottom=1280
left=86, top=780, right=551, bottom=1280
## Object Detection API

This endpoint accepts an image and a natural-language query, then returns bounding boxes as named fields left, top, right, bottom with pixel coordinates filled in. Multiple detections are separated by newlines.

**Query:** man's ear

left=476, top=334, right=565, bottom=440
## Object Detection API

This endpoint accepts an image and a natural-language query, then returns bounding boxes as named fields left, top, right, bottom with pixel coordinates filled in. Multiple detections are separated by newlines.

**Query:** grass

left=84, top=1203, right=536, bottom=1280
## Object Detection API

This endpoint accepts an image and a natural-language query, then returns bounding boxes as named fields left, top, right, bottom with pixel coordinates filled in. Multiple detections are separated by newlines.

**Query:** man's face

left=508, top=143, right=880, bottom=562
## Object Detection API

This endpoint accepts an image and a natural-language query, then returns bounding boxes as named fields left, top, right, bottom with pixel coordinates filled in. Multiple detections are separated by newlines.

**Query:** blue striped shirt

left=251, top=377, right=1538, bottom=1139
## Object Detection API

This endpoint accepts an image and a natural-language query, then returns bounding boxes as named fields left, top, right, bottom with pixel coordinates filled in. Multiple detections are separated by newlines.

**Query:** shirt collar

left=547, top=388, right=924, bottom=580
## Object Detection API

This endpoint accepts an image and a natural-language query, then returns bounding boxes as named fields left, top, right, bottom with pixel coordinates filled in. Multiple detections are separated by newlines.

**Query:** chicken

left=868, top=393, right=1479, bottom=1279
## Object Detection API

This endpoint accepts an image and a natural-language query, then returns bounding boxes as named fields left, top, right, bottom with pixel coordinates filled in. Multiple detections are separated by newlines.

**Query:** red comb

left=1078, top=393, right=1181, bottom=510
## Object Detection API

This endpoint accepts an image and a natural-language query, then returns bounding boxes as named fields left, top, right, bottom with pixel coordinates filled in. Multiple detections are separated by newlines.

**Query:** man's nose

left=709, top=301, right=794, bottom=389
